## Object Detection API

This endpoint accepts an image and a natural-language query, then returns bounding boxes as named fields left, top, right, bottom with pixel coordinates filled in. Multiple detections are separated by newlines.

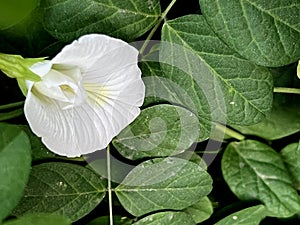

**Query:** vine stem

left=139, top=0, right=178, bottom=55
left=214, top=123, right=245, bottom=141
left=273, top=87, right=300, bottom=95
left=107, top=145, right=113, bottom=225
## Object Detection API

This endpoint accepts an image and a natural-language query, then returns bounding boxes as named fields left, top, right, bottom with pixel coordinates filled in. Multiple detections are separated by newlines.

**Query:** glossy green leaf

left=0, top=0, right=38, bottom=30
left=200, top=0, right=300, bottom=67
left=3, top=213, right=71, bottom=225
left=161, top=15, right=273, bottom=135
left=222, top=140, right=300, bottom=218
left=0, top=5, right=63, bottom=57
left=87, top=215, right=132, bottom=225
left=183, top=197, right=213, bottom=223
left=233, top=103, right=300, bottom=140
left=214, top=205, right=267, bottom=225
left=140, top=61, right=167, bottom=107
left=132, top=211, right=196, bottom=225
left=115, top=157, right=212, bottom=217
left=13, top=162, right=107, bottom=222
left=281, top=142, right=300, bottom=190
left=0, top=123, right=31, bottom=222
left=113, top=104, right=200, bottom=160
left=140, top=61, right=209, bottom=141
left=43, top=0, right=161, bottom=42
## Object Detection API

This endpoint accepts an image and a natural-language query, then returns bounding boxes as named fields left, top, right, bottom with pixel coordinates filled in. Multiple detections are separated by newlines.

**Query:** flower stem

left=273, top=87, right=300, bottom=95
left=107, top=145, right=113, bottom=225
left=0, top=101, right=24, bottom=110
left=139, top=0, right=177, bottom=55
left=214, top=123, right=245, bottom=141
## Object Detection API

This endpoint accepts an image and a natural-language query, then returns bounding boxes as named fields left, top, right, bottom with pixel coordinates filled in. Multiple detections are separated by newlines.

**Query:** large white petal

left=24, top=85, right=143, bottom=157
left=51, top=34, right=138, bottom=76
left=24, top=90, right=118, bottom=157
left=24, top=34, right=145, bottom=157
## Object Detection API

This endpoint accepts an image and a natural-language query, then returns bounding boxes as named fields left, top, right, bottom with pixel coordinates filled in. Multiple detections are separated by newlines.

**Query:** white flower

left=25, top=34, right=145, bottom=157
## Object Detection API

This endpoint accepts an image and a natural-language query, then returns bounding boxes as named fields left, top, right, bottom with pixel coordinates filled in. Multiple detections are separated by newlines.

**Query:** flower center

left=31, top=64, right=87, bottom=109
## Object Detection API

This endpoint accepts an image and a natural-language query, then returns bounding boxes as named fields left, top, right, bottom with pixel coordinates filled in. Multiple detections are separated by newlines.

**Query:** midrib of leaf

left=239, top=1, right=270, bottom=60
left=244, top=0, right=300, bottom=32
left=164, top=22, right=265, bottom=116
left=116, top=118, right=182, bottom=142
left=116, top=186, right=202, bottom=192
left=47, top=0, right=160, bottom=18
left=232, top=144, right=296, bottom=212
left=31, top=169, right=105, bottom=195
left=162, top=28, right=212, bottom=124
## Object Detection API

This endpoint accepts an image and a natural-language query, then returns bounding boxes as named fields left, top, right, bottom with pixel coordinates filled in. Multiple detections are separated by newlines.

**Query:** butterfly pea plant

left=0, top=0, right=299, bottom=225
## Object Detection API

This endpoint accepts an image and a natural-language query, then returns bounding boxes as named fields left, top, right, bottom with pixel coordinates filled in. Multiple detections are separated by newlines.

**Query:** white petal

left=24, top=91, right=106, bottom=157
left=24, top=88, right=142, bottom=157
left=30, top=61, right=52, bottom=77
left=51, top=34, right=138, bottom=75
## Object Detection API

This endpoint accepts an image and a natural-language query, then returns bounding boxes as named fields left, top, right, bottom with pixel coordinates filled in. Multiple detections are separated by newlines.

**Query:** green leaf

left=87, top=216, right=132, bottom=225
left=281, top=142, right=300, bottom=190
left=132, top=211, right=196, bottom=225
left=113, top=104, right=200, bottom=160
left=3, top=213, right=71, bottom=225
left=199, top=0, right=300, bottom=67
left=0, top=0, right=38, bottom=30
left=13, top=162, right=107, bottom=222
left=232, top=103, right=300, bottom=140
left=86, top=153, right=132, bottom=184
left=0, top=6, right=63, bottom=57
left=161, top=15, right=273, bottom=134
left=214, top=205, right=267, bottom=225
left=140, top=61, right=167, bottom=107
left=140, top=61, right=209, bottom=141
left=115, top=157, right=212, bottom=217
left=183, top=197, right=213, bottom=223
left=43, top=0, right=161, bottom=42
left=222, top=140, right=300, bottom=218
left=0, top=123, right=31, bottom=222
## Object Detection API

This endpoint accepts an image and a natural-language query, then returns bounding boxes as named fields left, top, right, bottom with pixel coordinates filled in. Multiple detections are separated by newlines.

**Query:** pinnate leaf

left=200, top=0, right=300, bottom=67
left=214, top=205, right=267, bottom=225
left=132, top=211, right=196, bottom=225
left=161, top=15, right=273, bottom=132
left=115, top=157, right=212, bottom=217
left=3, top=213, right=71, bottom=225
left=222, top=140, right=300, bottom=217
left=43, top=0, right=161, bottom=42
left=281, top=142, right=300, bottom=190
left=0, top=123, right=31, bottom=222
left=13, top=162, right=107, bottom=222
left=183, top=197, right=213, bottom=223
left=113, top=104, right=200, bottom=160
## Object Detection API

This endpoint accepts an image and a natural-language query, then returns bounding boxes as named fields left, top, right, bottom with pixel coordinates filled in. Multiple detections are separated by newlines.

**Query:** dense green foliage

left=0, top=0, right=299, bottom=224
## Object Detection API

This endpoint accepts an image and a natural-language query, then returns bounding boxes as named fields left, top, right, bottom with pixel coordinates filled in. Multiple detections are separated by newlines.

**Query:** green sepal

left=0, top=53, right=45, bottom=81
left=17, top=78, right=29, bottom=96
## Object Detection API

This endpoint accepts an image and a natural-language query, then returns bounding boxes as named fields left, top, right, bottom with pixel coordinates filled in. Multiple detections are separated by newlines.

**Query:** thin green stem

left=0, top=101, right=24, bottom=110
left=107, top=145, right=113, bottom=225
left=273, top=87, right=300, bottom=95
left=0, top=108, right=24, bottom=121
left=139, top=0, right=177, bottom=55
left=214, top=123, right=245, bottom=141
